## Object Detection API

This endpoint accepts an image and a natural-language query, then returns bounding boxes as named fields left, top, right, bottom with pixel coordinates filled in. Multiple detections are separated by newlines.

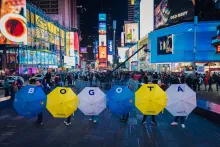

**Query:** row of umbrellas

left=13, top=84, right=197, bottom=119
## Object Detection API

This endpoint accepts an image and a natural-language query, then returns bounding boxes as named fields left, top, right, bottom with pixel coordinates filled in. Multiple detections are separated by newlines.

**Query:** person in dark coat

left=45, top=71, right=51, bottom=85
left=208, top=76, right=213, bottom=92
left=35, top=80, right=45, bottom=127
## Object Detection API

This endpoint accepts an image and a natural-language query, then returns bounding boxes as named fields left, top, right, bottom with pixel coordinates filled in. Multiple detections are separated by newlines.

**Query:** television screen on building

left=99, top=13, right=106, bottom=21
left=124, top=23, right=139, bottom=43
left=99, top=35, right=107, bottom=46
left=80, top=47, right=87, bottom=53
left=98, top=46, right=107, bottom=59
left=0, top=0, right=27, bottom=45
left=99, top=22, right=107, bottom=35
left=157, top=34, right=173, bottom=55
left=154, top=0, right=195, bottom=29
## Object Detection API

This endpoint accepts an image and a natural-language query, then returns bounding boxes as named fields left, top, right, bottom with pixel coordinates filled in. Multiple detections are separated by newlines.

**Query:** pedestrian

left=203, top=75, right=208, bottom=92
left=42, top=78, right=51, bottom=94
left=17, top=77, right=23, bottom=90
left=64, top=113, right=74, bottom=126
left=35, top=80, right=44, bottom=127
left=208, top=76, right=213, bottom=92
left=171, top=116, right=186, bottom=128
left=89, top=115, right=99, bottom=123
left=11, top=81, right=18, bottom=99
left=3, top=78, right=10, bottom=97
left=45, top=70, right=52, bottom=85
left=198, top=75, right=203, bottom=91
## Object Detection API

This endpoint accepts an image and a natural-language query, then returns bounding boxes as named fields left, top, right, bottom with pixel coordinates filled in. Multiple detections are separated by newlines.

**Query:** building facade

left=149, top=21, right=220, bottom=73
left=27, top=0, right=78, bottom=29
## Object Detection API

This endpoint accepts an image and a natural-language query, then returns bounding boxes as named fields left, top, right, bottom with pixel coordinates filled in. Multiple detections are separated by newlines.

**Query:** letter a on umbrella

left=135, top=84, right=167, bottom=115
left=166, top=84, right=197, bottom=116
left=14, top=85, right=47, bottom=118
left=46, top=87, right=78, bottom=118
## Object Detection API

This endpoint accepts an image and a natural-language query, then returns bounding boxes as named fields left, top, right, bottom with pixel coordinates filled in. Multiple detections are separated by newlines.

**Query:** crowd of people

left=1, top=70, right=220, bottom=128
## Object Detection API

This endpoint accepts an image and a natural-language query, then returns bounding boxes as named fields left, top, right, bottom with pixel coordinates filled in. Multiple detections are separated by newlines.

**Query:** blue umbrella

left=13, top=85, right=47, bottom=118
left=106, top=85, right=135, bottom=115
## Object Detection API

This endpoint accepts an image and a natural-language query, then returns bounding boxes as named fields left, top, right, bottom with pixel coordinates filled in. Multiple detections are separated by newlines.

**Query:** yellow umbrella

left=135, top=84, right=167, bottom=115
left=46, top=87, right=78, bottom=118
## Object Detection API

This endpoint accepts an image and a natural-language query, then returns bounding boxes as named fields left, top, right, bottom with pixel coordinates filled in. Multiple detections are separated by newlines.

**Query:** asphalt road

left=0, top=87, right=219, bottom=147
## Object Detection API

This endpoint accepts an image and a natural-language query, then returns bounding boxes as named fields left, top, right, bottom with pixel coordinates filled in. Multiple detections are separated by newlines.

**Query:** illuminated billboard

left=99, top=22, right=106, bottom=35
left=131, top=45, right=138, bottom=62
left=157, top=34, right=173, bottom=55
left=99, top=13, right=106, bottom=21
left=0, top=0, right=27, bottom=45
left=118, top=47, right=128, bottom=63
left=80, top=47, right=87, bottom=53
left=154, top=0, right=194, bottom=29
left=99, top=35, right=106, bottom=46
left=108, top=40, right=113, bottom=55
left=66, top=32, right=74, bottom=56
left=125, top=23, right=139, bottom=43
left=99, top=46, right=107, bottom=59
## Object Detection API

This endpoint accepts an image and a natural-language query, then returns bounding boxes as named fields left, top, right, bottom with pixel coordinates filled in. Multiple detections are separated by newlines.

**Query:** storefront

left=149, top=21, right=220, bottom=73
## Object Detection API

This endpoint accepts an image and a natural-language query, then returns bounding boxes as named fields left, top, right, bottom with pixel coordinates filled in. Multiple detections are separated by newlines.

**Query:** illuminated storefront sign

left=0, top=0, right=27, bottom=45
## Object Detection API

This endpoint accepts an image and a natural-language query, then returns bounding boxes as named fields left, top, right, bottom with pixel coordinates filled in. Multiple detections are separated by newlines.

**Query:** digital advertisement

left=131, top=45, right=138, bottom=61
left=118, top=47, right=127, bottom=63
left=98, top=46, right=107, bottom=59
left=108, top=40, right=113, bottom=55
left=99, top=35, right=107, bottom=46
left=80, top=47, right=88, bottom=53
left=157, top=34, right=173, bottom=55
left=99, top=13, right=106, bottom=21
left=98, top=22, right=107, bottom=35
left=125, top=23, right=139, bottom=43
left=154, top=0, right=195, bottom=29
left=0, top=0, right=27, bottom=45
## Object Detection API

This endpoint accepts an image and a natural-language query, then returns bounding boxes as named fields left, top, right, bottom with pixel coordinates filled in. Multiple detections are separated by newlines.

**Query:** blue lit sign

left=98, top=22, right=106, bottom=35
left=99, top=13, right=106, bottom=21
left=108, top=40, right=113, bottom=55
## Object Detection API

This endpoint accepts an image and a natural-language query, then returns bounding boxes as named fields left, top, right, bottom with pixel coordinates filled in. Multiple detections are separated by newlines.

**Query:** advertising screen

left=131, top=45, right=138, bottom=61
left=0, top=0, right=27, bottom=45
left=154, top=0, right=195, bottom=29
left=99, top=35, right=106, bottom=46
left=69, top=32, right=74, bottom=56
left=157, top=34, right=173, bottom=55
left=74, top=32, right=79, bottom=51
left=108, top=40, right=113, bottom=55
left=64, top=56, right=75, bottom=66
left=125, top=23, right=139, bottom=43
left=99, top=22, right=106, bottom=35
left=118, top=47, right=128, bottom=63
left=99, top=13, right=106, bottom=21
left=98, top=46, right=107, bottom=59
left=80, top=47, right=87, bottom=53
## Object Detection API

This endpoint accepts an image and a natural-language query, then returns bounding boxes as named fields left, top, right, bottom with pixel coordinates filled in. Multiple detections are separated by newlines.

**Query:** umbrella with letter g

left=13, top=85, right=47, bottom=118
left=166, top=84, right=197, bottom=116
left=46, top=87, right=78, bottom=118
left=106, top=85, right=134, bottom=115
left=78, top=87, right=106, bottom=115
left=135, top=84, right=167, bottom=115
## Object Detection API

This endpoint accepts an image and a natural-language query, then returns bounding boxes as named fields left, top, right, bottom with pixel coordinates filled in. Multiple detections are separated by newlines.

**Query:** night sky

left=78, top=0, right=127, bottom=41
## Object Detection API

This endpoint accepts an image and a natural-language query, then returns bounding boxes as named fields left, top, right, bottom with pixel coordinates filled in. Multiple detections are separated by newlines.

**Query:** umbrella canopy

left=106, top=85, right=134, bottom=115
left=13, top=85, right=46, bottom=118
left=135, top=84, right=167, bottom=115
left=46, top=87, right=78, bottom=118
left=166, top=84, right=197, bottom=116
left=78, top=87, right=106, bottom=115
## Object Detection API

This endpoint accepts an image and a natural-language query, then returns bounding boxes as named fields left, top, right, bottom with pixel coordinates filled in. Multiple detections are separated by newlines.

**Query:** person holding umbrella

left=35, top=80, right=45, bottom=126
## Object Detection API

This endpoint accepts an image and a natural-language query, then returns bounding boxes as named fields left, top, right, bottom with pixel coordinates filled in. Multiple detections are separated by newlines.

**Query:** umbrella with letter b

left=106, top=85, right=134, bottom=115
left=166, top=84, right=197, bottom=116
left=135, top=84, right=167, bottom=115
left=13, top=85, right=47, bottom=118
left=78, top=87, right=106, bottom=115
left=46, top=87, right=78, bottom=118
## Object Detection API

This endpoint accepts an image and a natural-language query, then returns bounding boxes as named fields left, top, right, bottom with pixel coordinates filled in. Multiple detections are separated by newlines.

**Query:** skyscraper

left=128, top=0, right=135, bottom=22
left=127, top=0, right=140, bottom=23
left=27, top=0, right=78, bottom=29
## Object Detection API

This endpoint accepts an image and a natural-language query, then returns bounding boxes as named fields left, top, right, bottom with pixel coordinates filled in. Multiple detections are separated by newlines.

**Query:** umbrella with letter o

left=46, top=87, right=78, bottom=118
left=135, top=84, right=167, bottom=115
left=166, top=84, right=197, bottom=116
left=78, top=87, right=106, bottom=115
left=13, top=85, right=47, bottom=118
left=106, top=85, right=134, bottom=115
